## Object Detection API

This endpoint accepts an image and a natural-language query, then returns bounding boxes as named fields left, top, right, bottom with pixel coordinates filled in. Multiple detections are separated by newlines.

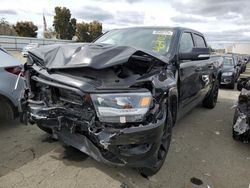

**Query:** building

left=226, top=43, right=250, bottom=54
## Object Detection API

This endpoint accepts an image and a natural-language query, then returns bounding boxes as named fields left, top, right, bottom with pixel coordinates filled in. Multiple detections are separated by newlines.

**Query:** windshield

left=94, top=28, right=174, bottom=55
left=223, top=57, right=234, bottom=66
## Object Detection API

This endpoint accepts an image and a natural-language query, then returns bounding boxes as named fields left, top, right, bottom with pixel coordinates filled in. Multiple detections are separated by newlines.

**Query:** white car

left=21, top=43, right=39, bottom=57
left=0, top=48, right=25, bottom=120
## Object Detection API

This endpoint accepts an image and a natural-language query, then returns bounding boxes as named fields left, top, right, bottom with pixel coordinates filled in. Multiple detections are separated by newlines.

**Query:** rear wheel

left=243, top=66, right=246, bottom=72
left=138, top=110, right=172, bottom=177
left=0, top=97, right=15, bottom=120
left=237, top=81, right=243, bottom=91
left=203, top=79, right=219, bottom=109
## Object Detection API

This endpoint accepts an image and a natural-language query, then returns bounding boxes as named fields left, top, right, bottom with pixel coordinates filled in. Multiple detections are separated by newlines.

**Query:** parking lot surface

left=0, top=88, right=250, bottom=188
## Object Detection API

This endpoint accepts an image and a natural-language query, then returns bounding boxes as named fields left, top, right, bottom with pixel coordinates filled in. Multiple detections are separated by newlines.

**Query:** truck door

left=192, top=33, right=213, bottom=97
left=178, top=32, right=203, bottom=106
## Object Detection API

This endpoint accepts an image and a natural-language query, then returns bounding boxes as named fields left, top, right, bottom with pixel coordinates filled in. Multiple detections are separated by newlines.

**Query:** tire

left=202, top=79, right=219, bottom=109
left=243, top=66, right=246, bottom=72
left=37, top=123, right=52, bottom=134
left=138, top=109, right=173, bottom=177
left=237, top=81, right=243, bottom=91
left=229, top=79, right=235, bottom=89
left=0, top=97, right=15, bottom=120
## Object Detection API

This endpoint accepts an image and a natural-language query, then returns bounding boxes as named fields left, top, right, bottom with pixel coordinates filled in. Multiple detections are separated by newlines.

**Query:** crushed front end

left=20, top=44, right=176, bottom=169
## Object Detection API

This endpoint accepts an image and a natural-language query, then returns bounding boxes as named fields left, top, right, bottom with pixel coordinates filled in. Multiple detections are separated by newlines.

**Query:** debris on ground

left=204, top=173, right=211, bottom=177
left=215, top=131, right=220, bottom=135
left=190, top=177, right=203, bottom=186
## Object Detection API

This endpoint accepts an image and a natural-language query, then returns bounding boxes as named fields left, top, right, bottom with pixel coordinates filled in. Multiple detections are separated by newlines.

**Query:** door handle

left=195, top=67, right=202, bottom=72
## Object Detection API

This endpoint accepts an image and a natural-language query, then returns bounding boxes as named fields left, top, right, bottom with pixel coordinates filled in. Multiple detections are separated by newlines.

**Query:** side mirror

left=179, top=47, right=210, bottom=61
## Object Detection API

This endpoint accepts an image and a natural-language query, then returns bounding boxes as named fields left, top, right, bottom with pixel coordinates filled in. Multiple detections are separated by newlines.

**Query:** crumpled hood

left=28, top=43, right=168, bottom=70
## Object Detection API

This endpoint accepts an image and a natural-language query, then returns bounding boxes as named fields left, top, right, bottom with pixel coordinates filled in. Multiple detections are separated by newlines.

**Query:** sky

left=1, top=0, right=250, bottom=48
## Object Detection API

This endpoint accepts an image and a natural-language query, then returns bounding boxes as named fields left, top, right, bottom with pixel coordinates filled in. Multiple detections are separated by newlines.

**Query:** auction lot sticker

left=152, top=30, right=173, bottom=35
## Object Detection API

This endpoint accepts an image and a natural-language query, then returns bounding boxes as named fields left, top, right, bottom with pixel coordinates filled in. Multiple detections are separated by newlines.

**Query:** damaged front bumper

left=20, top=90, right=167, bottom=168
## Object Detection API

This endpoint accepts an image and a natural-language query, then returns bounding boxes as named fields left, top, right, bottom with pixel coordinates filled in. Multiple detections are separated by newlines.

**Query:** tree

left=0, top=18, right=17, bottom=36
left=76, top=21, right=103, bottom=42
left=53, top=7, right=76, bottom=40
left=14, top=21, right=38, bottom=37
left=44, top=28, right=56, bottom=39
left=76, top=22, right=91, bottom=42
left=208, top=46, right=215, bottom=53
left=89, top=21, right=102, bottom=41
left=68, top=18, right=77, bottom=39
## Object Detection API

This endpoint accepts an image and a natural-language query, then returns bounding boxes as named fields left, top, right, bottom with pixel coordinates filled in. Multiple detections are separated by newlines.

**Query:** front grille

left=30, top=75, right=83, bottom=106
left=58, top=89, right=83, bottom=105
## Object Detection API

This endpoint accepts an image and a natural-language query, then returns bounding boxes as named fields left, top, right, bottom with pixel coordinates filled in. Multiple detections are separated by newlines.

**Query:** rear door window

left=179, top=32, right=194, bottom=53
left=193, top=34, right=206, bottom=47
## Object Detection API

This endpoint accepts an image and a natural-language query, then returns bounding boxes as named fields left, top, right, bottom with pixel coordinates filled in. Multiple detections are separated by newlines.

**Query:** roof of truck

left=104, top=26, right=204, bottom=37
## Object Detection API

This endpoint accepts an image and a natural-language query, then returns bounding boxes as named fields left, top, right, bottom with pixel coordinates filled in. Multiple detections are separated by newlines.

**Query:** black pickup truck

left=20, top=27, right=223, bottom=176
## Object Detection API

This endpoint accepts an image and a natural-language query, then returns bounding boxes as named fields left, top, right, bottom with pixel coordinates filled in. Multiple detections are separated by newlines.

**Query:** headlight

left=222, top=72, right=233, bottom=76
left=91, top=92, right=152, bottom=123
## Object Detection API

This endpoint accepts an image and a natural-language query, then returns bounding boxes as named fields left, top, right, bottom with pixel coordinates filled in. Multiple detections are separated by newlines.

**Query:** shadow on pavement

left=50, top=144, right=152, bottom=187
left=0, top=120, right=60, bottom=177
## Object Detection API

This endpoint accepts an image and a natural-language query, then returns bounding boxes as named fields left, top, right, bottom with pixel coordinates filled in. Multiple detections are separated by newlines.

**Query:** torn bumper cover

left=21, top=94, right=166, bottom=168
left=20, top=43, right=175, bottom=168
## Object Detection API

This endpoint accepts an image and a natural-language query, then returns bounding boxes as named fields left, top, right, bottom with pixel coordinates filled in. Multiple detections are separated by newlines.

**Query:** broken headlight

left=91, top=92, right=152, bottom=123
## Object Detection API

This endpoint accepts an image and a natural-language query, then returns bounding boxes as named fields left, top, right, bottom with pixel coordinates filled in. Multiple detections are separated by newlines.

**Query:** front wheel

left=203, top=80, right=219, bottom=109
left=229, top=79, right=235, bottom=89
left=138, top=110, right=173, bottom=177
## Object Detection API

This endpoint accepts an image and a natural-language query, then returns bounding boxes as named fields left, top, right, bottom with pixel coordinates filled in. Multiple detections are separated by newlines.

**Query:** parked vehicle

left=21, top=43, right=39, bottom=57
left=220, top=55, right=241, bottom=89
left=237, top=77, right=250, bottom=91
left=244, top=56, right=250, bottom=65
left=232, top=54, right=242, bottom=79
left=233, top=78, right=250, bottom=142
left=20, top=27, right=222, bottom=176
left=0, top=48, right=25, bottom=120
left=238, top=55, right=247, bottom=73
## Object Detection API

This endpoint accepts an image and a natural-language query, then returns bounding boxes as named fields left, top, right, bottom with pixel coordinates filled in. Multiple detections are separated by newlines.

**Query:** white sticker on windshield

left=152, top=30, right=173, bottom=35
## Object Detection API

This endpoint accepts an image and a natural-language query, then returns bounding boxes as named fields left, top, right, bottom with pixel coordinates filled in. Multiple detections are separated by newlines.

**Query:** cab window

left=179, top=32, right=194, bottom=53
left=193, top=34, right=206, bottom=47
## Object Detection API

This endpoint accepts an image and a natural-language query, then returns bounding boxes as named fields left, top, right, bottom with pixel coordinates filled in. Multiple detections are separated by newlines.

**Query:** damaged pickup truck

left=19, top=27, right=223, bottom=176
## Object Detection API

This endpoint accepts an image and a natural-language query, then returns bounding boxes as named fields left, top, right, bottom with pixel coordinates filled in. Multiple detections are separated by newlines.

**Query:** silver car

left=0, top=48, right=25, bottom=120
